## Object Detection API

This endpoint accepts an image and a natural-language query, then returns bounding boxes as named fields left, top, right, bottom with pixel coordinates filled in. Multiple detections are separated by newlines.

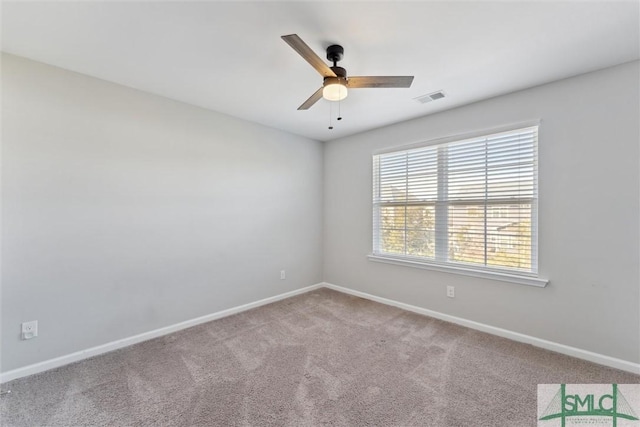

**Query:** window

left=372, top=125, right=542, bottom=284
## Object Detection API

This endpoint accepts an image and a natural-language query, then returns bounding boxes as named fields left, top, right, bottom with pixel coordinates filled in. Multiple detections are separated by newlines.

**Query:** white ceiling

left=2, top=1, right=639, bottom=142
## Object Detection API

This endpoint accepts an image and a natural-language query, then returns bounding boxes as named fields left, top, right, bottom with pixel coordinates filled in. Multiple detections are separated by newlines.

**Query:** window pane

left=447, top=139, right=488, bottom=202
left=447, top=203, right=533, bottom=270
left=486, top=165, right=534, bottom=200
left=406, top=206, right=435, bottom=257
left=380, top=206, right=405, bottom=254
left=486, top=204, right=531, bottom=270
left=380, top=228, right=405, bottom=255
left=378, top=153, right=408, bottom=203
left=448, top=204, right=486, bottom=265
left=407, top=150, right=438, bottom=202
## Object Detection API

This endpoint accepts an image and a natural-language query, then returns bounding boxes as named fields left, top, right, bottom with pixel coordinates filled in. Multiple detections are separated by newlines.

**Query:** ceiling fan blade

left=282, top=34, right=337, bottom=78
left=347, top=76, right=414, bottom=88
left=298, top=87, right=324, bottom=110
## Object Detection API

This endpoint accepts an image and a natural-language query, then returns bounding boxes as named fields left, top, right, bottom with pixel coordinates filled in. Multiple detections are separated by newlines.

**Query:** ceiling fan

left=282, top=34, right=414, bottom=110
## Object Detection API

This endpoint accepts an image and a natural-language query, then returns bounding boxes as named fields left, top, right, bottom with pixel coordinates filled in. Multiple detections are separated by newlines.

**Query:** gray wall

left=1, top=54, right=324, bottom=372
left=324, top=61, right=640, bottom=363
left=3, top=53, right=638, bottom=373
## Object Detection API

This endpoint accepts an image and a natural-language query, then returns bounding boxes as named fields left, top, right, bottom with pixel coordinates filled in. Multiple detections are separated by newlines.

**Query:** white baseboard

left=0, top=283, right=324, bottom=384
left=3, top=281, right=638, bottom=383
left=322, top=282, right=640, bottom=375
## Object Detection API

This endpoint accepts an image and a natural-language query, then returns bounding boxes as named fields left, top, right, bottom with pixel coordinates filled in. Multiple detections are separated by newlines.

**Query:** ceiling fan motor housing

left=325, top=66, right=348, bottom=88
left=326, top=44, right=344, bottom=64
left=329, top=66, right=347, bottom=78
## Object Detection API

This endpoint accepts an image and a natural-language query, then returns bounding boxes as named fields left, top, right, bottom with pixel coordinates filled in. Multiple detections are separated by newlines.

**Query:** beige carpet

left=1, top=288, right=638, bottom=426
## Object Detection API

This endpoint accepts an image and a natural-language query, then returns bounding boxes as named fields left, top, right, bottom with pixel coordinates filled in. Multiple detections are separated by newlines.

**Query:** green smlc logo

left=540, top=384, right=639, bottom=427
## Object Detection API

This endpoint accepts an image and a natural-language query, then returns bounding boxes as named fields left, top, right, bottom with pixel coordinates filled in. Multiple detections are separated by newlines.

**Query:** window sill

left=367, top=254, right=549, bottom=288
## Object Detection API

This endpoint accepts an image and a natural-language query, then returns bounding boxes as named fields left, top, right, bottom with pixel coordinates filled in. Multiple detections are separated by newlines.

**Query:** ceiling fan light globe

left=323, top=83, right=348, bottom=101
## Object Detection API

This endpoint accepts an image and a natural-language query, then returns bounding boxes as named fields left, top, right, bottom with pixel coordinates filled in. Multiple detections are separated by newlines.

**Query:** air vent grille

left=414, top=91, right=446, bottom=104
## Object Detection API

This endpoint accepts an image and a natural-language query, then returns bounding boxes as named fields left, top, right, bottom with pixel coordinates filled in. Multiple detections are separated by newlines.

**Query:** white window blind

left=373, top=126, right=538, bottom=275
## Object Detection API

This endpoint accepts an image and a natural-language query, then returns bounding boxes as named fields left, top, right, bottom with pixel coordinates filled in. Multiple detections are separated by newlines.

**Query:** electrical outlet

left=280, top=270, right=286, bottom=280
left=446, top=286, right=455, bottom=298
left=21, top=320, right=38, bottom=340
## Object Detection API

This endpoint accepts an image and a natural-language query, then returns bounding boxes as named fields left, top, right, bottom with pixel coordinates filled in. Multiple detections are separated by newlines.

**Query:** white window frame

left=369, top=122, right=548, bottom=288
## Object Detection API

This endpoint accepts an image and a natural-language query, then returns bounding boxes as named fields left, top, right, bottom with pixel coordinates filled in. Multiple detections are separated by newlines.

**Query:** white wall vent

left=414, top=91, right=446, bottom=104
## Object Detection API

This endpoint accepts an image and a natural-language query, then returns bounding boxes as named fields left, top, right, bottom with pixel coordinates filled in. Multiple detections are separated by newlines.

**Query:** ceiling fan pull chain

left=328, top=101, right=334, bottom=130
left=337, top=94, right=343, bottom=121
